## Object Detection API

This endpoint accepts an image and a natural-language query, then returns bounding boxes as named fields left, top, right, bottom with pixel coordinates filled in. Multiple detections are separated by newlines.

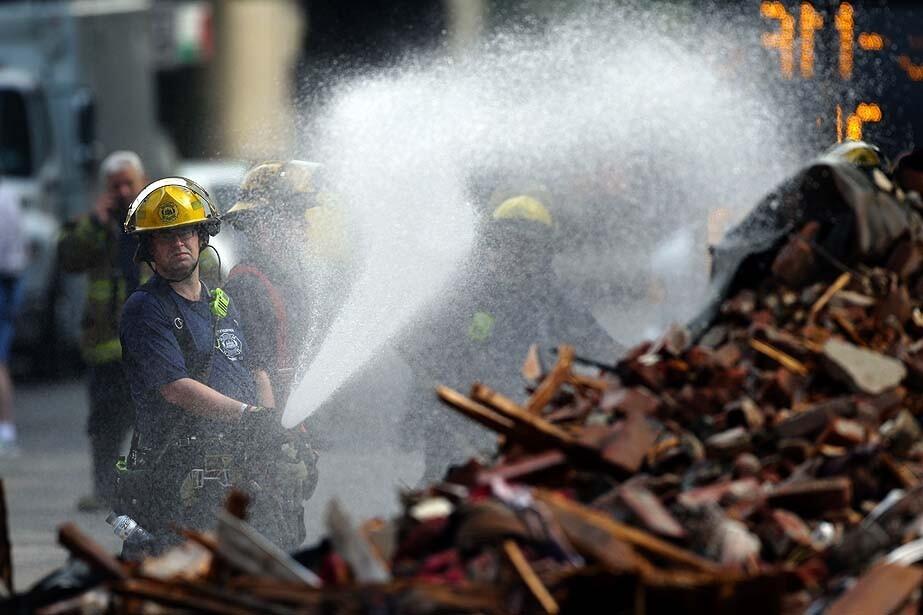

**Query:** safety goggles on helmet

left=149, top=226, right=198, bottom=242
left=124, top=177, right=221, bottom=236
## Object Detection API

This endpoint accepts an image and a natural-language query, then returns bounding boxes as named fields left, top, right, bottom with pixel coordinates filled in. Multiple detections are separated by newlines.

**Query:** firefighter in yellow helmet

left=396, top=190, right=618, bottom=484
left=115, top=178, right=299, bottom=557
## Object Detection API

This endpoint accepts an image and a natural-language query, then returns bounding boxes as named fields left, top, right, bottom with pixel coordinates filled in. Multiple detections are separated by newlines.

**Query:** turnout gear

left=117, top=277, right=316, bottom=555
left=226, top=264, right=294, bottom=401
left=224, top=159, right=338, bottom=406
left=60, top=199, right=147, bottom=507
left=59, top=216, right=148, bottom=364
left=395, top=188, right=616, bottom=484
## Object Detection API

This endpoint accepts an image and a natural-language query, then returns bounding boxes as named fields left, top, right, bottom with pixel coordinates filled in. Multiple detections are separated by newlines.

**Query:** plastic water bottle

left=105, top=512, right=155, bottom=547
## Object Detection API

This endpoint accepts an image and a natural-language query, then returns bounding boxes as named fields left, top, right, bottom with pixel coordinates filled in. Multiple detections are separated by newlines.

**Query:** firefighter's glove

left=240, top=406, right=289, bottom=446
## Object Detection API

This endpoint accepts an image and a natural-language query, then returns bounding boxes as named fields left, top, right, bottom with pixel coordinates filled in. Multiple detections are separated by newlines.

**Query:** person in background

left=59, top=151, right=148, bottom=510
left=0, top=177, right=27, bottom=455
left=397, top=193, right=619, bottom=484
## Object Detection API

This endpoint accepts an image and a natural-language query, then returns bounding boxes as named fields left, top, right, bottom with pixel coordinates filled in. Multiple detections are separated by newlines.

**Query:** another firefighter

left=223, top=160, right=331, bottom=408
left=398, top=193, right=618, bottom=483
left=116, top=178, right=307, bottom=556
left=59, top=151, right=148, bottom=511
left=222, top=161, right=328, bottom=519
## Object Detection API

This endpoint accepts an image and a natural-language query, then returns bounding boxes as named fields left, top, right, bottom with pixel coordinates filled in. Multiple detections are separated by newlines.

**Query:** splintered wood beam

left=477, top=450, right=568, bottom=485
left=437, top=386, right=516, bottom=435
left=113, top=578, right=275, bottom=615
left=470, top=382, right=527, bottom=419
left=534, top=490, right=721, bottom=575
left=527, top=345, right=575, bottom=414
left=503, top=540, right=560, bottom=615
left=809, top=272, right=851, bottom=323
left=470, top=383, right=575, bottom=445
left=880, top=452, right=920, bottom=489
left=749, top=339, right=809, bottom=375
left=567, top=373, right=609, bottom=392
left=827, top=563, right=923, bottom=615
left=58, top=522, right=128, bottom=581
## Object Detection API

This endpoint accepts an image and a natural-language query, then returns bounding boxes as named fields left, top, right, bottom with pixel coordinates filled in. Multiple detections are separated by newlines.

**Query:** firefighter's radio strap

left=121, top=280, right=236, bottom=475
left=137, top=279, right=231, bottom=383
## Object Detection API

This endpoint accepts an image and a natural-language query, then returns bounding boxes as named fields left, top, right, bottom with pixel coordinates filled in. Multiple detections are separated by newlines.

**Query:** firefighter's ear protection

left=210, top=287, right=230, bottom=318
left=201, top=218, right=221, bottom=237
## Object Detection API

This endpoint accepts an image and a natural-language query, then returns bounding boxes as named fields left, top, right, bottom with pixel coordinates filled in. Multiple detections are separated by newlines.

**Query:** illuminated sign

left=759, top=1, right=923, bottom=146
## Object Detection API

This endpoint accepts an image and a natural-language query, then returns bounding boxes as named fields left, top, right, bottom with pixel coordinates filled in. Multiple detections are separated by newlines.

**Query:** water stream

left=282, top=3, right=812, bottom=428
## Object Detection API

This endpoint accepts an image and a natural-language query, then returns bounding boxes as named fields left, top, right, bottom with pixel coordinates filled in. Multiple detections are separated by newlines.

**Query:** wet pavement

left=0, top=379, right=120, bottom=591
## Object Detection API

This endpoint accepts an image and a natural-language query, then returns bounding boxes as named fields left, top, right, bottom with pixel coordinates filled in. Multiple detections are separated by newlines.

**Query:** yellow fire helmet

left=824, top=140, right=887, bottom=170
left=124, top=177, right=220, bottom=236
left=492, top=194, right=554, bottom=228
left=225, top=160, right=333, bottom=224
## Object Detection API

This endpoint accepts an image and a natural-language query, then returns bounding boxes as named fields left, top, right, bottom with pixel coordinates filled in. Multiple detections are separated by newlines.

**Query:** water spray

left=283, top=3, right=812, bottom=429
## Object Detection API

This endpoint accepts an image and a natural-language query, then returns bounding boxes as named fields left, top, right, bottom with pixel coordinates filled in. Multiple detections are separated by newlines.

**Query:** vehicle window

left=0, top=89, right=33, bottom=177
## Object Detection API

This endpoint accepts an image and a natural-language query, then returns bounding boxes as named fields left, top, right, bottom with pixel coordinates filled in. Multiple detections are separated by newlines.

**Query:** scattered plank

left=58, top=522, right=127, bottom=581
left=827, top=563, right=923, bottom=615
left=526, top=345, right=575, bottom=414
left=503, top=540, right=560, bottom=615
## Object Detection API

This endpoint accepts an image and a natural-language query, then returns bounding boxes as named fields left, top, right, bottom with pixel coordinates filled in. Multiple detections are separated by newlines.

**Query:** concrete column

left=445, top=0, right=486, bottom=55
left=210, top=0, right=304, bottom=160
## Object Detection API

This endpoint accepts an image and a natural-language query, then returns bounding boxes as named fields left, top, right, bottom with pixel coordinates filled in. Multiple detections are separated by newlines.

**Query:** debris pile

left=8, top=150, right=923, bottom=612
left=12, top=240, right=923, bottom=613
left=428, top=265, right=923, bottom=613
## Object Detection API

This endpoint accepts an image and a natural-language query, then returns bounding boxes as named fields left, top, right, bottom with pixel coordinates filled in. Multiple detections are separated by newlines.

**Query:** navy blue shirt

left=120, top=275, right=258, bottom=451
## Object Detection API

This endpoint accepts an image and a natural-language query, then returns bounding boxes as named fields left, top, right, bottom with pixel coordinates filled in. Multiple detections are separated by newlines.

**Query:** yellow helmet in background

left=492, top=195, right=554, bottom=228
left=824, top=140, right=887, bottom=169
left=226, top=160, right=331, bottom=224
left=124, top=177, right=220, bottom=236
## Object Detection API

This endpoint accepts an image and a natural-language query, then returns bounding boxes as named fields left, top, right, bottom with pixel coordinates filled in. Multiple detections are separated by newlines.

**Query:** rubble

left=8, top=257, right=923, bottom=614
left=822, top=337, right=907, bottom=394
left=7, top=154, right=923, bottom=613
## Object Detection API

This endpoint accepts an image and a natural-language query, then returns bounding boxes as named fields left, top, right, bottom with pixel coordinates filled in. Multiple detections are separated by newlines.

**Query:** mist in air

left=282, top=2, right=812, bottom=429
